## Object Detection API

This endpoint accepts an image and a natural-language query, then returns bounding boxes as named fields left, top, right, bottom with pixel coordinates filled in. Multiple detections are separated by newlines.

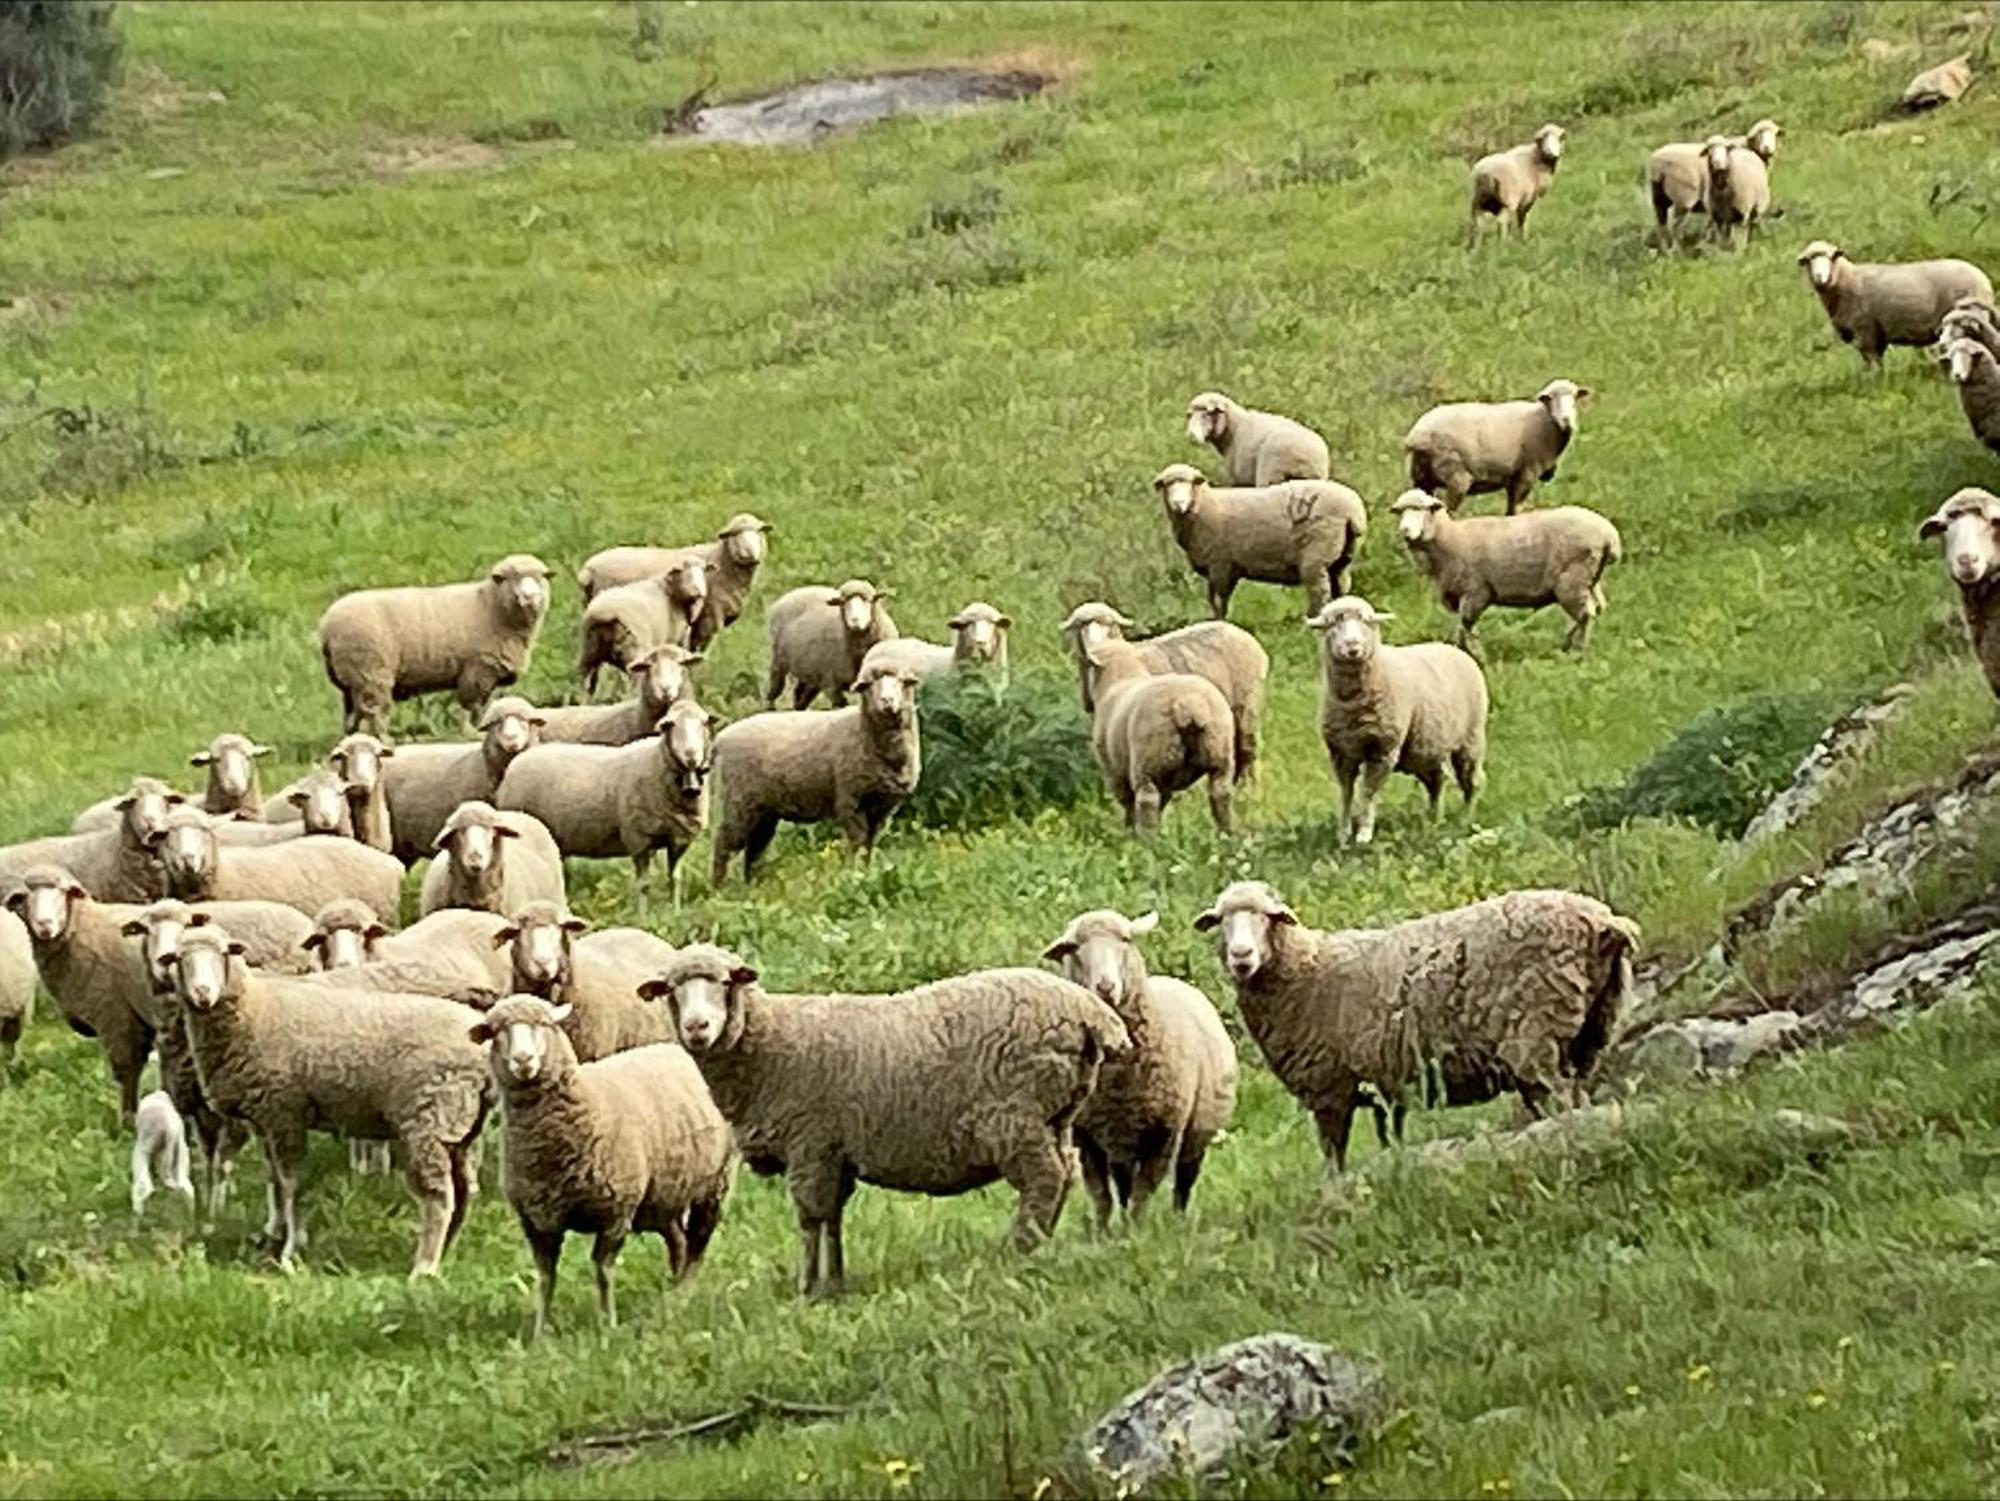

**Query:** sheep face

left=1061, top=603, right=1134, bottom=658
left=947, top=603, right=1010, bottom=662
left=1392, top=491, right=1445, bottom=543
left=639, top=945, right=754, bottom=1053
left=1745, top=118, right=1779, bottom=161
left=5, top=869, right=83, bottom=944
left=332, top=735, right=390, bottom=795
left=1537, top=379, right=1589, bottom=431
left=304, top=909, right=385, bottom=971
left=480, top=699, right=543, bottom=759
left=632, top=646, right=699, bottom=713
left=658, top=703, right=715, bottom=799
left=192, top=734, right=268, bottom=802
left=435, top=805, right=519, bottom=877
left=118, top=779, right=184, bottom=846
left=1308, top=597, right=1392, bottom=666
left=1194, top=881, right=1298, bottom=983
left=1947, top=337, right=1993, bottom=385
left=488, top=556, right=552, bottom=624
left=290, top=770, right=349, bottom=836
left=835, top=580, right=884, bottom=636
left=1535, top=123, right=1565, bottom=162
left=1043, top=909, right=1157, bottom=1019
left=854, top=663, right=919, bottom=726
left=1799, top=241, right=1842, bottom=290
left=1702, top=135, right=1733, bottom=176
left=156, top=812, right=219, bottom=890
left=124, top=904, right=205, bottom=994
left=168, top=929, right=246, bottom=1013
left=1186, top=392, right=1233, bottom=446
left=470, top=997, right=576, bottom=1086
left=720, top=515, right=770, bottom=567
left=1920, top=489, right=2000, bottom=587
left=495, top=904, right=585, bottom=991
left=663, top=557, right=710, bottom=612
left=1152, top=463, right=1207, bottom=516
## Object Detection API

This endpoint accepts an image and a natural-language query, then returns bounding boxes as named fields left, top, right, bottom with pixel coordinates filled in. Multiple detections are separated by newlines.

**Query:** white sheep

left=1919, top=486, right=2000, bottom=699
left=1645, top=118, right=1778, bottom=247
left=763, top=579, right=899, bottom=709
left=262, top=733, right=395, bottom=852
left=298, top=899, right=513, bottom=998
left=154, top=806, right=403, bottom=924
left=1403, top=378, right=1590, bottom=514
left=0, top=908, right=33, bottom=1069
left=533, top=644, right=700, bottom=746
left=1184, top=390, right=1330, bottom=485
left=1309, top=596, right=1488, bottom=845
left=1080, top=636, right=1236, bottom=837
left=130, top=1090, right=196, bottom=1218
left=859, top=602, right=1011, bottom=684
left=638, top=943, right=1130, bottom=1295
left=1944, top=335, right=2000, bottom=455
left=496, top=902, right=675, bottom=1061
left=1798, top=240, right=1995, bottom=368
left=1941, top=298, right=2000, bottom=361
left=73, top=731, right=271, bottom=833
left=418, top=801, right=567, bottom=918
left=577, top=555, right=711, bottom=695
left=4, top=779, right=179, bottom=903
left=1702, top=133, right=1769, bottom=251
left=1195, top=880, right=1639, bottom=1171
left=1905, top=52, right=1972, bottom=110
left=379, top=695, right=545, bottom=862
left=1468, top=123, right=1564, bottom=243
left=577, top=512, right=771, bottom=652
left=1152, top=463, right=1366, bottom=618
left=1390, top=490, right=1622, bottom=653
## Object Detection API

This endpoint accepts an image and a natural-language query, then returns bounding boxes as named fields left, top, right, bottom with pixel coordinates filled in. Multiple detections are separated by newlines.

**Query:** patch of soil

left=125, top=64, right=227, bottom=122
left=364, top=139, right=506, bottom=176
left=671, top=67, right=1050, bottom=147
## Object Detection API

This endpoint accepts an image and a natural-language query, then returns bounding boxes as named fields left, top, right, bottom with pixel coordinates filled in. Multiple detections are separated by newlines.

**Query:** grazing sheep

left=1468, top=123, right=1565, bottom=244
left=418, top=802, right=566, bottom=918
left=1309, top=596, right=1488, bottom=846
left=474, top=994, right=732, bottom=1337
left=764, top=579, right=899, bottom=709
left=155, top=806, right=402, bottom=924
left=638, top=943, right=1129, bottom=1295
left=1404, top=378, right=1590, bottom=514
left=380, top=696, right=545, bottom=862
left=1184, top=391, right=1331, bottom=486
left=162, top=925, right=491, bottom=1275
left=1195, top=880, right=1639, bottom=1172
left=1945, top=335, right=2000, bottom=454
left=533, top=645, right=700, bottom=747
left=1060, top=604, right=1268, bottom=781
left=1152, top=463, right=1367, bottom=618
left=0, top=908, right=31, bottom=1068
left=1646, top=118, right=1779, bottom=246
left=6, top=781, right=176, bottom=903
left=1042, top=909, right=1236, bottom=1223
left=577, top=512, right=772, bottom=650
left=1702, top=134, right=1769, bottom=250
left=319, top=554, right=552, bottom=734
left=1905, top=52, right=1972, bottom=110
left=710, top=662, right=921, bottom=884
left=1390, top=491, right=1622, bottom=653
left=860, top=602, right=1011, bottom=684
left=1941, top=297, right=2000, bottom=361
left=1920, top=487, right=2000, bottom=698
left=130, top=1090, right=196, bottom=1218
left=263, top=733, right=395, bottom=852
left=1798, top=240, right=1995, bottom=367
left=578, top=556, right=711, bottom=695
left=498, top=903, right=675, bottom=1061
left=1080, top=636, right=1236, bottom=837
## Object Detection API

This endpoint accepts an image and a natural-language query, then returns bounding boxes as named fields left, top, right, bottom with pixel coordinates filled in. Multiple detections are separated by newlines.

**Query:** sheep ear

left=1128, top=911, right=1160, bottom=936
left=1576, top=386, right=1595, bottom=401
left=432, top=827, right=456, bottom=852
left=947, top=613, right=969, bottom=629
left=493, top=821, right=521, bottom=840
left=468, top=1019, right=494, bottom=1044
left=250, top=744, right=273, bottom=758
left=166, top=791, right=188, bottom=806
left=190, top=751, right=214, bottom=766
left=1042, top=938, right=1076, bottom=962
left=376, top=745, right=396, bottom=759
left=226, top=940, right=247, bottom=958
left=996, top=613, right=1013, bottom=629
left=682, top=651, right=705, bottom=667
left=1919, top=510, right=1951, bottom=539
left=1268, top=905, right=1299, bottom=927
left=728, top=964, right=758, bottom=987
left=364, top=922, right=389, bottom=941
left=1, top=889, right=23, bottom=914
left=491, top=924, right=521, bottom=949
left=301, top=931, right=325, bottom=952
left=121, top=917, right=148, bottom=937
left=1192, top=908, right=1221, bottom=932
left=636, top=977, right=671, bottom=1000
left=188, top=911, right=212, bottom=927
left=561, top=917, right=588, bottom=935
left=288, top=789, right=309, bottom=807
left=548, top=1003, right=573, bottom=1024
left=1112, top=610, right=1135, bottom=627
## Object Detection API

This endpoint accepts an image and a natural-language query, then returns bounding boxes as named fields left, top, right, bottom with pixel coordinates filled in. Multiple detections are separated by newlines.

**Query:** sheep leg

left=1131, top=781, right=1163, bottom=838
left=790, top=681, right=817, bottom=711
left=262, top=1127, right=307, bottom=1270
left=1235, top=706, right=1259, bottom=785
left=1503, top=473, right=1533, bottom=515
left=1002, top=1140, right=1072, bottom=1251
left=1170, top=1139, right=1209, bottom=1211
left=0, top=1015, right=19, bottom=1072
left=402, top=1136, right=455, bottom=1278
left=1562, top=600, right=1594, bottom=652
left=108, top=1017, right=155, bottom=1125
left=591, top=1228, right=628, bottom=1327
left=524, top=1220, right=563, bottom=1340
left=738, top=816, right=780, bottom=885
left=1206, top=572, right=1235, bottom=620
left=1076, top=1134, right=1115, bottom=1229
left=1456, top=595, right=1488, bottom=652
left=789, top=1159, right=847, bottom=1297
left=763, top=661, right=786, bottom=709
left=1333, top=761, right=1357, bottom=844
left=680, top=1193, right=723, bottom=1278
left=131, top=1142, right=155, bottom=1218
left=1206, top=773, right=1234, bottom=835
left=1416, top=765, right=1445, bottom=822
left=1313, top=1097, right=1358, bottom=1176
left=1353, top=760, right=1391, bottom=845
left=1124, top=1129, right=1180, bottom=1219
left=443, top=1143, right=473, bottom=1250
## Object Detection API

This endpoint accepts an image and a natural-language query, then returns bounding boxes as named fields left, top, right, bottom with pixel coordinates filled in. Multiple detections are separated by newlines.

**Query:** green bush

left=903, top=665, right=1099, bottom=829
left=0, top=1, right=123, bottom=159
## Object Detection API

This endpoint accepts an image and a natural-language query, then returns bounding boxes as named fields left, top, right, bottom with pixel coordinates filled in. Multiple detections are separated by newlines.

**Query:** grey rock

left=1742, top=685, right=1915, bottom=844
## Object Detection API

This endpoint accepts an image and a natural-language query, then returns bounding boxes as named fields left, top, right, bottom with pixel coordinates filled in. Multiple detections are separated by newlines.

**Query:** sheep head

left=946, top=601, right=1010, bottom=663
left=115, top=777, right=186, bottom=847
left=123, top=901, right=207, bottom=995
left=1186, top=391, right=1235, bottom=447
left=480, top=696, right=544, bottom=764
left=1702, top=134, right=1733, bottom=176
left=851, top=661, right=919, bottom=727
left=487, top=554, right=552, bottom=624
left=834, top=578, right=887, bottom=637
left=166, top=925, right=247, bottom=1013
left=1945, top=335, right=1995, bottom=386
left=1308, top=595, right=1393, bottom=666
left=1060, top=601, right=1134, bottom=656
left=1919, top=487, right=2000, bottom=588
left=289, top=768, right=352, bottom=837
left=493, top=900, right=587, bottom=994
left=434, top=801, right=520, bottom=877
left=638, top=943, right=757, bottom=1054
left=1194, top=880, right=1298, bottom=983
left=1391, top=489, right=1446, bottom=544
left=190, top=732, right=269, bottom=803
left=1536, top=378, right=1590, bottom=431
left=154, top=807, right=221, bottom=894
left=303, top=898, right=388, bottom=970
left=631, top=644, right=701, bottom=715
left=1534, top=122, right=1566, bottom=162
left=1744, top=118, right=1780, bottom=161
left=469, top=994, right=578, bottom=1087
left=5, top=865, right=86, bottom=945
left=1043, top=909, right=1157, bottom=1025
left=1152, top=462, right=1208, bottom=516
left=657, top=700, right=717, bottom=799
left=331, top=733, right=391, bottom=796
left=717, top=512, right=771, bottom=567
left=1798, top=240, right=1844, bottom=291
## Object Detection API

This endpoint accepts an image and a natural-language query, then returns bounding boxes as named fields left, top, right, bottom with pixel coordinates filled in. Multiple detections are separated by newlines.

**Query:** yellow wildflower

left=1686, top=1363, right=1712, bottom=1385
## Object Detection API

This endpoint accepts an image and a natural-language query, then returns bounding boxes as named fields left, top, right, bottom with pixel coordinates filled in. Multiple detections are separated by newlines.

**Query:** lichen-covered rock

left=1625, top=1010, right=1803, bottom=1084
left=1073, top=1334, right=1385, bottom=1491
left=1740, top=685, right=1915, bottom=844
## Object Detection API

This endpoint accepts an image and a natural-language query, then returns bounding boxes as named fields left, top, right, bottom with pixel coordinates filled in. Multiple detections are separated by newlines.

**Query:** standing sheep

left=1061, top=604, right=1268, bottom=781
left=1944, top=336, right=2000, bottom=454
left=497, top=902, right=675, bottom=1061
left=1404, top=378, right=1590, bottom=514
left=1702, top=134, right=1769, bottom=251
left=638, top=944, right=1130, bottom=1295
left=418, top=802, right=567, bottom=918
left=0, top=908, right=31, bottom=1069
left=578, top=556, right=711, bottom=695
left=1941, top=297, right=2000, bottom=360
left=710, top=662, right=921, bottom=884
left=262, top=733, right=395, bottom=852
left=379, top=696, right=545, bottom=862
left=1390, top=490, right=1622, bottom=653
left=1310, top=596, right=1488, bottom=846
left=1184, top=391, right=1331, bottom=486
left=318, top=554, right=552, bottom=734
left=1468, top=123, right=1565, bottom=244
left=1152, top=463, right=1366, bottom=618
left=577, top=512, right=771, bottom=648
left=763, top=579, right=898, bottom=709
left=1919, top=487, right=2000, bottom=698
left=1645, top=118, right=1778, bottom=247
left=474, top=995, right=733, bottom=1337
left=1194, top=880, right=1639, bottom=1172
left=860, top=602, right=1011, bottom=684
left=73, top=732, right=270, bottom=833
left=1042, top=909, right=1236, bottom=1223
left=534, top=645, right=699, bottom=747
left=1798, top=240, right=1995, bottom=368
left=154, top=808, right=403, bottom=925
left=1080, top=636, right=1236, bottom=837
left=5, top=781, right=177, bottom=903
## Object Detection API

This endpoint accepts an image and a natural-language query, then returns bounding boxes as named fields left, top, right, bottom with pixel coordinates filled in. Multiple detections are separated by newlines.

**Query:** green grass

left=4, top=1, right=2000, bottom=1494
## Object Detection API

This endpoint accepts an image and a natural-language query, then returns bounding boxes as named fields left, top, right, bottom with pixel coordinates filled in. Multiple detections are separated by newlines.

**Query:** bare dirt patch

left=124, top=64, right=227, bottom=122
left=670, top=66, right=1050, bottom=147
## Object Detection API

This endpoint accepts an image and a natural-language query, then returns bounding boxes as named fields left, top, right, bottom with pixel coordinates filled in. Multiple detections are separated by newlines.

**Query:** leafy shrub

left=0, top=1, right=122, bottom=159
left=903, top=666, right=1098, bottom=830
left=162, top=585, right=263, bottom=646
left=1575, top=691, right=1840, bottom=838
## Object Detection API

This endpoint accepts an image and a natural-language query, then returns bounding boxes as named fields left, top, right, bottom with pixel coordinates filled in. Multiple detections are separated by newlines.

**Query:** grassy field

left=4, top=1, right=2000, bottom=1495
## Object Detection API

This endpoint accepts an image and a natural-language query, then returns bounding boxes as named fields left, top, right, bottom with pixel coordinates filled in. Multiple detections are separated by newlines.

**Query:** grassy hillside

left=3, top=2, right=2000, bottom=1495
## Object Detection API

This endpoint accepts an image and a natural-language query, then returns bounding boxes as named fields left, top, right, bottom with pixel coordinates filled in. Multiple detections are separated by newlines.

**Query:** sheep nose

left=681, top=1022, right=711, bottom=1048
left=1093, top=978, right=1117, bottom=1002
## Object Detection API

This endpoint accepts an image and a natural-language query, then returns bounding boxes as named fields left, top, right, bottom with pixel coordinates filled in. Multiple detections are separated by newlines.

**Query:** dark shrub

left=0, top=1, right=123, bottom=159
left=903, top=666, right=1098, bottom=830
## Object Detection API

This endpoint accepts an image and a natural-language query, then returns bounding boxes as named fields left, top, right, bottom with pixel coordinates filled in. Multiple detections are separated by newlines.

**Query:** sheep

left=710, top=661, right=921, bottom=884
left=262, top=733, right=394, bottom=852
left=1403, top=378, right=1590, bottom=514
left=264, top=768, right=358, bottom=842
left=4, top=779, right=176, bottom=902
left=637, top=943, right=1130, bottom=1295
left=1702, top=134, right=1769, bottom=251
left=1468, top=122, right=1565, bottom=244
left=1390, top=490, right=1622, bottom=653
left=1079, top=636, right=1235, bottom=837
left=161, top=924, right=492, bottom=1275
left=318, top=553, right=552, bottom=734
left=379, top=695, right=545, bottom=862
left=298, top=899, right=514, bottom=998
left=130, top=1090, right=195, bottom=1218
left=1041, top=909, right=1236, bottom=1223
left=472, top=994, right=732, bottom=1336
left=1184, top=391, right=1330, bottom=486
left=418, top=801, right=566, bottom=918
left=1944, top=335, right=2000, bottom=454
left=577, top=512, right=772, bottom=650
left=1151, top=463, right=1366, bottom=618
left=859, top=602, right=1011, bottom=684
left=1645, top=118, right=1779, bottom=246
left=533, top=644, right=700, bottom=747
left=154, top=806, right=403, bottom=925
left=496, top=902, right=675, bottom=1062
left=495, top=700, right=715, bottom=899
left=763, top=579, right=899, bottom=709
left=1919, top=486, right=2000, bottom=698
left=1195, top=880, right=1639, bottom=1173
left=1941, top=298, right=2000, bottom=361
left=1309, top=596, right=1488, bottom=846
left=1905, top=53, right=1972, bottom=110
left=578, top=555, right=711, bottom=695
left=1798, top=240, right=1995, bottom=368
left=1060, top=604, right=1268, bottom=781
left=0, top=908, right=30, bottom=1069
left=73, top=732, right=271, bottom=833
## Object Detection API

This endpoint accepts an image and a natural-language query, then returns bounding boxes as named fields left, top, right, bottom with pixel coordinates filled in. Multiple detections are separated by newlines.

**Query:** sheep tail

left=1570, top=915, right=1640, bottom=1080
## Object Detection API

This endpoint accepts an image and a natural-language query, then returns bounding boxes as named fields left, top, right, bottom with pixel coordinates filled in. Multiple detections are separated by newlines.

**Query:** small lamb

left=533, top=644, right=700, bottom=747
left=1920, top=487, right=2000, bottom=698
left=418, top=801, right=567, bottom=918
left=709, top=661, right=921, bottom=884
left=131, top=1090, right=196, bottom=1217
left=1391, top=490, right=1622, bottom=653
left=577, top=512, right=771, bottom=651
left=1799, top=240, right=1995, bottom=368
left=1184, top=391, right=1331, bottom=486
left=1152, top=463, right=1366, bottom=619
left=1468, top=123, right=1564, bottom=244
left=1309, top=597, right=1488, bottom=846
left=1061, top=604, right=1268, bottom=781
left=1080, top=636, right=1236, bottom=837
left=474, top=994, right=733, bottom=1337
left=1944, top=336, right=2000, bottom=454
left=1404, top=378, right=1590, bottom=514
left=763, top=579, right=898, bottom=709
left=380, top=695, right=546, bottom=862
left=860, top=602, right=1011, bottom=685
left=319, top=554, right=552, bottom=734
left=578, top=555, right=711, bottom=695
